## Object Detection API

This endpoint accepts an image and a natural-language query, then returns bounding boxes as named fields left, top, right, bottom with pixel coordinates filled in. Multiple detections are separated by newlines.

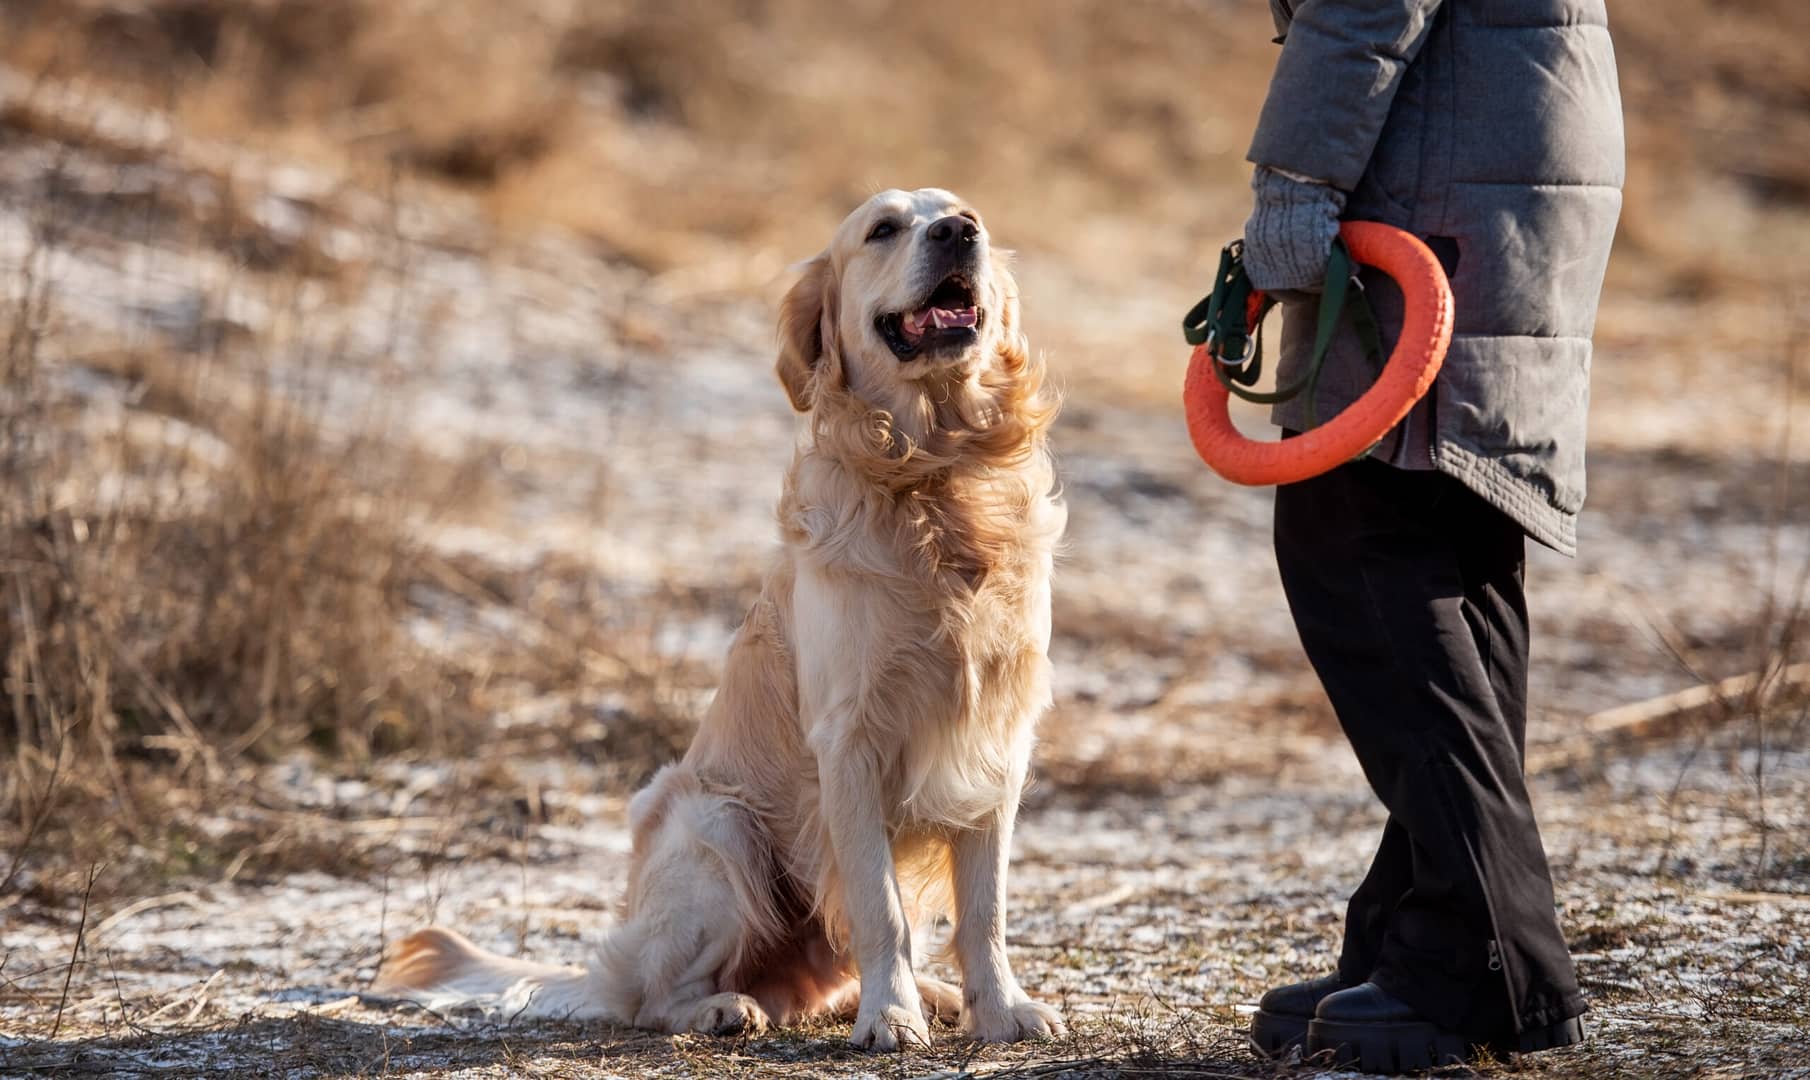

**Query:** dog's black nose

left=927, top=215, right=979, bottom=251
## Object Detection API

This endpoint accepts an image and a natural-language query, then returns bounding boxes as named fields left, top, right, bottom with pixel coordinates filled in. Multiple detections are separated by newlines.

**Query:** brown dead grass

left=0, top=144, right=697, bottom=905
left=9, top=0, right=1807, bottom=289
left=0, top=0, right=1273, bottom=278
left=0, top=187, right=445, bottom=898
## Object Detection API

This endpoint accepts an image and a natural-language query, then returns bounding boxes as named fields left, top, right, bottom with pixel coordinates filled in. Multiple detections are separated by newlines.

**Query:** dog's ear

left=776, top=253, right=836, bottom=412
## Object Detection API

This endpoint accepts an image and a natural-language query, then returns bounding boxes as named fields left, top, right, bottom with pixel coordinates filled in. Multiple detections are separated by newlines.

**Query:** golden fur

left=372, top=189, right=1066, bottom=1050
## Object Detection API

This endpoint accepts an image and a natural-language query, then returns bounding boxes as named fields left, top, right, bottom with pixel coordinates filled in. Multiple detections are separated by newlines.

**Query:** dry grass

left=0, top=1, right=1326, bottom=280
left=10, top=0, right=1808, bottom=283
left=0, top=108, right=702, bottom=905
left=1, top=167, right=442, bottom=899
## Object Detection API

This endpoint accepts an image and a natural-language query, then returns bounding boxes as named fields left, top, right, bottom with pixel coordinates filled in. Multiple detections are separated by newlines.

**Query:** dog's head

left=776, top=188, right=1017, bottom=412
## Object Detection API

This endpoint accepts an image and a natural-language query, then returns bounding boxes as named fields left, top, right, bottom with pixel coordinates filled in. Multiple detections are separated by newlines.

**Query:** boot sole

left=1249, top=1009, right=1310, bottom=1055
left=1308, top=1015, right=1587, bottom=1073
left=1308, top=1018, right=1469, bottom=1073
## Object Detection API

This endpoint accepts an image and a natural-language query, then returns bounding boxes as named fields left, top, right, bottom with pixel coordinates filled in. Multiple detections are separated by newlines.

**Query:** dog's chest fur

left=783, top=447, right=1064, bottom=827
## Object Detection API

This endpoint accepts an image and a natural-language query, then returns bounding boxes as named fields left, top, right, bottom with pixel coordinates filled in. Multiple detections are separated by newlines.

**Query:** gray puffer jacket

left=1253, top=0, right=1624, bottom=555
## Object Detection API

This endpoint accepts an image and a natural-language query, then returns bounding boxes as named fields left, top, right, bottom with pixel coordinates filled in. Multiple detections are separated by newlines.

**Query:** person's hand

left=1241, top=165, right=1346, bottom=295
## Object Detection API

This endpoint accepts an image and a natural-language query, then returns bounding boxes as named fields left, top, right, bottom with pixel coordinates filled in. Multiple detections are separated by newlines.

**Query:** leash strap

left=1182, top=238, right=1386, bottom=432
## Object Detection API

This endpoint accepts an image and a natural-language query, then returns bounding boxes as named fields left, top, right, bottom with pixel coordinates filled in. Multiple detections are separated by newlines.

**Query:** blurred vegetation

left=6, top=0, right=1808, bottom=276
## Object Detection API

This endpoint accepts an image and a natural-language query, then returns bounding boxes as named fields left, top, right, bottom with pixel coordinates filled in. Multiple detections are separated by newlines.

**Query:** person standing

left=1237, top=0, right=1624, bottom=1072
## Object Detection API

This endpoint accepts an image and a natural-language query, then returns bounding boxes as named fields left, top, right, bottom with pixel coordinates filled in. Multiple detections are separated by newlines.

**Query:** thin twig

left=51, top=862, right=102, bottom=1039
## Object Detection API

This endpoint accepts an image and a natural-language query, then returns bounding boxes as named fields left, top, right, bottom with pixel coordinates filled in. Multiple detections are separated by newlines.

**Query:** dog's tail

left=369, top=927, right=606, bottom=1020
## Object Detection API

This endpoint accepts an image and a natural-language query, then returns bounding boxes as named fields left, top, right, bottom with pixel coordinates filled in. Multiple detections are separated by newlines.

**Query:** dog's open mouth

left=877, top=274, right=983, bottom=360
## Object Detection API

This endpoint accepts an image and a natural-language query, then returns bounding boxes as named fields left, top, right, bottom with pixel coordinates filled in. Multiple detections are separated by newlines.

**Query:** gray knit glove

left=1242, top=165, right=1346, bottom=293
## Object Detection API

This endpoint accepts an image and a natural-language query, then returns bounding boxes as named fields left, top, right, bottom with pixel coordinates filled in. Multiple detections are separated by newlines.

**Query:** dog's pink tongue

left=908, top=307, right=977, bottom=334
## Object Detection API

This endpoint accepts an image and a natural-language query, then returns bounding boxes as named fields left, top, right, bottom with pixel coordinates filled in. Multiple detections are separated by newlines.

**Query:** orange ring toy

left=1182, top=221, right=1454, bottom=486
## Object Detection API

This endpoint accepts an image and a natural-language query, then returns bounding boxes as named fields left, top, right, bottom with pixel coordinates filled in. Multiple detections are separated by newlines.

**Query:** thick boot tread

left=1249, top=1009, right=1309, bottom=1055
left=1308, top=1018, right=1468, bottom=1074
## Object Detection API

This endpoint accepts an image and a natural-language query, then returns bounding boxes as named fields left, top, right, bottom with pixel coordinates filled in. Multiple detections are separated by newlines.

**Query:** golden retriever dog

left=371, top=189, right=1066, bottom=1050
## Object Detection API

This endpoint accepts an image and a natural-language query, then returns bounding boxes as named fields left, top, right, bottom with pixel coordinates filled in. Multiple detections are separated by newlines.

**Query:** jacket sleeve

left=1247, top=0, right=1446, bottom=192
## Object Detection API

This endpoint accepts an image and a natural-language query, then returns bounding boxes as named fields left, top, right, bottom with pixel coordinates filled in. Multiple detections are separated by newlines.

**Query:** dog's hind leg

left=594, top=768, right=784, bottom=1035
left=916, top=976, right=964, bottom=1023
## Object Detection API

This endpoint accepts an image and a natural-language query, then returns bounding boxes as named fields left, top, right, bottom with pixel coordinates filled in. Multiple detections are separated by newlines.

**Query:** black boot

left=1250, top=973, right=1351, bottom=1055
left=1308, top=983, right=1586, bottom=1074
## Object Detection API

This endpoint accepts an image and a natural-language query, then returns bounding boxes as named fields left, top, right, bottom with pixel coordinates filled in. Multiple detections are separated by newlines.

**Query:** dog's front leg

left=817, top=739, right=928, bottom=1050
left=952, top=787, right=1065, bottom=1042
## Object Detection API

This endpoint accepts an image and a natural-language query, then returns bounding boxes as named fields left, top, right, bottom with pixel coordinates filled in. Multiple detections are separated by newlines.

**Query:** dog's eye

left=866, top=221, right=899, bottom=243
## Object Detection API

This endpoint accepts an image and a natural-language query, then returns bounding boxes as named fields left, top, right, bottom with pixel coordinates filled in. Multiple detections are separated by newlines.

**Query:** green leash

left=1181, top=237, right=1386, bottom=432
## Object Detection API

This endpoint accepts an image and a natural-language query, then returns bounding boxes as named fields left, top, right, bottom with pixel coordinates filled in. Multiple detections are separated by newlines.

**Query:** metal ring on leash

left=1182, top=221, right=1454, bottom=486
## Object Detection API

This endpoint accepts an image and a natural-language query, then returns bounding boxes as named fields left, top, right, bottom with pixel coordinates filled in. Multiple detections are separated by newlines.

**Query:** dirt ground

left=4, top=2, right=1810, bottom=1076
left=4, top=733, right=1810, bottom=1079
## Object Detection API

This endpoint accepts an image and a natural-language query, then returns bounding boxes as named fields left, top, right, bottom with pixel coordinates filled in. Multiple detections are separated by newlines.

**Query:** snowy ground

left=4, top=738, right=1807, bottom=1078
left=3, top=68, right=1809, bottom=1078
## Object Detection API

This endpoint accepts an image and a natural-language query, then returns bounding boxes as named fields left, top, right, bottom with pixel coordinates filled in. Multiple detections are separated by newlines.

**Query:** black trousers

left=1273, top=458, right=1587, bottom=1040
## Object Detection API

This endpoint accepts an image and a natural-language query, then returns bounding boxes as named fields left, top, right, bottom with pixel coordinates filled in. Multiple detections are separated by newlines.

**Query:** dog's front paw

left=686, top=993, right=769, bottom=1037
left=850, top=1002, right=932, bottom=1051
left=964, top=994, right=1065, bottom=1043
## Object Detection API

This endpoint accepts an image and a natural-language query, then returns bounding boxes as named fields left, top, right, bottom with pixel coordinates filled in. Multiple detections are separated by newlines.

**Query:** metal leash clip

left=1182, top=239, right=1265, bottom=381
